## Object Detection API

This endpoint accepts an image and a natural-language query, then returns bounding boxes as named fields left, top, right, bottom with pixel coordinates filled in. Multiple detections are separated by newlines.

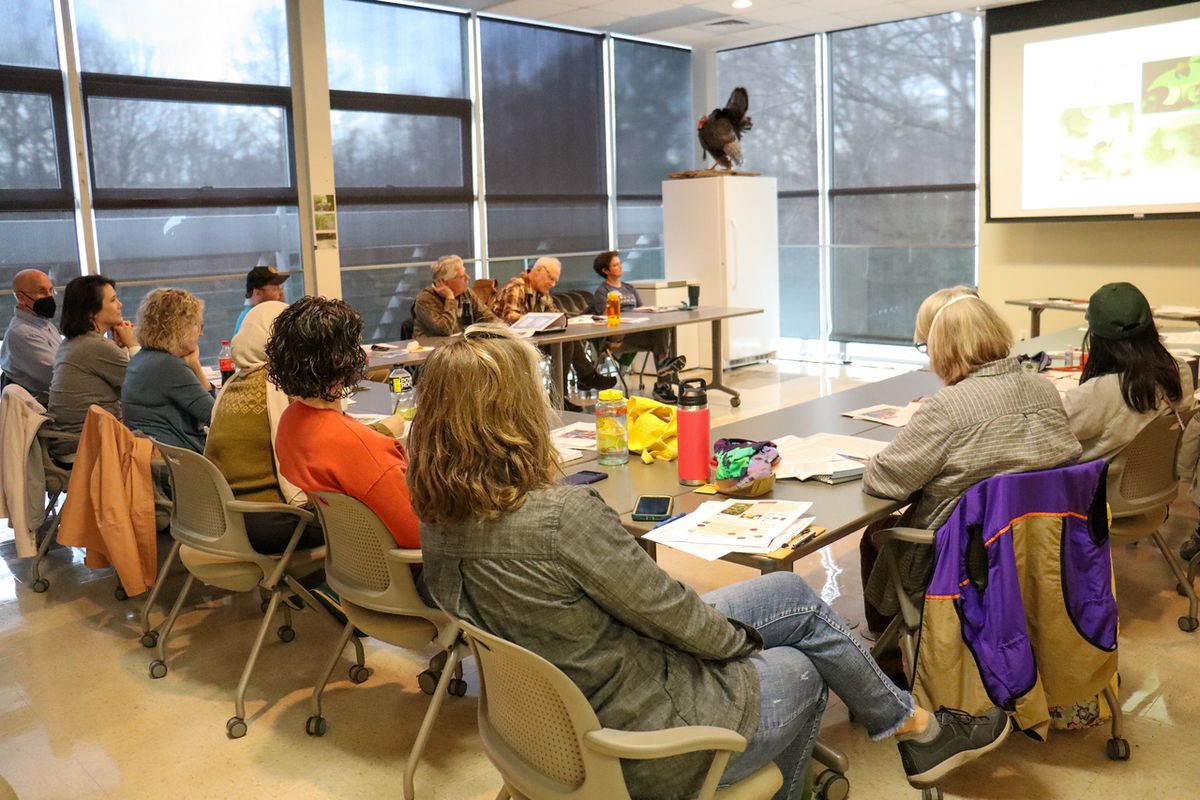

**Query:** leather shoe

left=578, top=372, right=618, bottom=391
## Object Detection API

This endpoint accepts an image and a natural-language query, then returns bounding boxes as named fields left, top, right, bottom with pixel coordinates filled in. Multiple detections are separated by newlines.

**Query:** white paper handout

left=556, top=446, right=584, bottom=463
left=842, top=401, right=923, bottom=428
left=644, top=500, right=815, bottom=560
left=773, top=435, right=869, bottom=482
left=551, top=421, right=597, bottom=450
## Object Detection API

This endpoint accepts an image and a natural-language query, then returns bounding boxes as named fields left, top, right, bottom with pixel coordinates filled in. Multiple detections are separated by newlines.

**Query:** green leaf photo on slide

left=1059, top=104, right=1133, bottom=180
left=1142, top=55, right=1200, bottom=114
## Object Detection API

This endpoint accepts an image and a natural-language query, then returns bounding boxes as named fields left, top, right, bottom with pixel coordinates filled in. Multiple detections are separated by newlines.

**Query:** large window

left=828, top=13, right=977, bottom=344
left=613, top=39, right=691, bottom=283
left=0, top=0, right=80, bottom=334
left=480, top=19, right=607, bottom=285
left=717, top=36, right=820, bottom=340
left=74, top=0, right=300, bottom=356
left=325, top=0, right=471, bottom=341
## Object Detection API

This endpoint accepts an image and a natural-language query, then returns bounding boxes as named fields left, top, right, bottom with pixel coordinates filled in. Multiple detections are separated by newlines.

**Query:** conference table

left=363, top=306, right=764, bottom=409
left=1007, top=298, right=1200, bottom=337
left=357, top=326, right=1079, bottom=575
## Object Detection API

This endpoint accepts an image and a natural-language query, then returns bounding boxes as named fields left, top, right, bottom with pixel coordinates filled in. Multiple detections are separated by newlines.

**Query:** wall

left=978, top=214, right=1200, bottom=340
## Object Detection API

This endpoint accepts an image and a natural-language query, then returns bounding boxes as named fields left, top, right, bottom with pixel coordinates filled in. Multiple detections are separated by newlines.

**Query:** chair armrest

left=583, top=726, right=746, bottom=760
left=225, top=500, right=314, bottom=524
left=871, top=526, right=935, bottom=546
left=387, top=547, right=424, bottom=564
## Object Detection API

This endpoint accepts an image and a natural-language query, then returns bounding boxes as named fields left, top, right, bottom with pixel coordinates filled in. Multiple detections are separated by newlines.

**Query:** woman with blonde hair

left=410, top=323, right=1010, bottom=800
left=859, top=286, right=1082, bottom=632
left=121, top=287, right=216, bottom=452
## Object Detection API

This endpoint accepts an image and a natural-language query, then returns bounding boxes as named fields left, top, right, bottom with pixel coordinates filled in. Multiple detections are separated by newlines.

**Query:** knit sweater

left=204, top=369, right=284, bottom=504
left=275, top=402, right=420, bottom=548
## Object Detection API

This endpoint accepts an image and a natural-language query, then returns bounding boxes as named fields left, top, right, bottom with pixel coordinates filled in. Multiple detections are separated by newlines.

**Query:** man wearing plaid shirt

left=494, top=257, right=616, bottom=410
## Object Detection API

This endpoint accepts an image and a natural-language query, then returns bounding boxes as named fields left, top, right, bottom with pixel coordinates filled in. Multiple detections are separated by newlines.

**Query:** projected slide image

left=1060, top=104, right=1134, bottom=180
left=1143, top=115, right=1200, bottom=172
left=1142, top=55, right=1200, bottom=114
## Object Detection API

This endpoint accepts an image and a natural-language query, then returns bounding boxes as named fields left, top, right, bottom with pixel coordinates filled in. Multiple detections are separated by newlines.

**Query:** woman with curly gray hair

left=268, top=296, right=419, bottom=552
left=121, top=287, right=216, bottom=452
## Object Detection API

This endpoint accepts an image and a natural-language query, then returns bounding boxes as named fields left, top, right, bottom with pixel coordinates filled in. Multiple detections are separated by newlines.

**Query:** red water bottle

left=218, top=340, right=234, bottom=386
left=677, top=378, right=711, bottom=486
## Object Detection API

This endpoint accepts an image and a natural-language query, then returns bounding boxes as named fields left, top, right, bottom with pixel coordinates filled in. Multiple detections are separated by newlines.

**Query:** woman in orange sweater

left=267, top=296, right=419, bottom=550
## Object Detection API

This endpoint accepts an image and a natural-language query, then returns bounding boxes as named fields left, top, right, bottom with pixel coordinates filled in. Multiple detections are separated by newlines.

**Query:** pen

left=654, top=513, right=687, bottom=528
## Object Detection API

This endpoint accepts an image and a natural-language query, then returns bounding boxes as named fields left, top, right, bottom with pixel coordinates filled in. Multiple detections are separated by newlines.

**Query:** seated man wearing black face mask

left=1, top=269, right=61, bottom=406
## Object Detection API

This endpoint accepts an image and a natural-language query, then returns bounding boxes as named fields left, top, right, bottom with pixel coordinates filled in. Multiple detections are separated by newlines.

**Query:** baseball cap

left=245, top=265, right=289, bottom=298
left=1086, top=282, right=1153, bottom=340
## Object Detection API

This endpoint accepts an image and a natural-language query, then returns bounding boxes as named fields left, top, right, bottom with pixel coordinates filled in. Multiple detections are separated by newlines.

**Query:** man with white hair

left=0, top=268, right=60, bottom=405
left=494, top=258, right=616, bottom=409
left=412, top=254, right=497, bottom=337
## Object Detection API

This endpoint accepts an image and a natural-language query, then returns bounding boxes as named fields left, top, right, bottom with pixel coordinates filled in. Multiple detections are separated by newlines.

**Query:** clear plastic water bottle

left=388, top=365, right=417, bottom=420
left=595, top=388, right=628, bottom=466
left=218, top=340, right=234, bottom=385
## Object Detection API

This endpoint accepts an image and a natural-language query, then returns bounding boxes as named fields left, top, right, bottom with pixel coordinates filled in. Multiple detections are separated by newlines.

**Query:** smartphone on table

left=563, top=469, right=608, bottom=486
left=632, top=495, right=674, bottom=522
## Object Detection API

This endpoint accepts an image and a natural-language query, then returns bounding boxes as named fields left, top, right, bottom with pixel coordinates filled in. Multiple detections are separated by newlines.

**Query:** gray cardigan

left=121, top=348, right=215, bottom=453
left=47, top=332, right=130, bottom=455
left=420, top=484, right=762, bottom=800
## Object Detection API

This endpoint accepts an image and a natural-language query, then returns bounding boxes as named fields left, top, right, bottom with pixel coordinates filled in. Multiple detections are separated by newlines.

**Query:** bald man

left=0, top=269, right=61, bottom=406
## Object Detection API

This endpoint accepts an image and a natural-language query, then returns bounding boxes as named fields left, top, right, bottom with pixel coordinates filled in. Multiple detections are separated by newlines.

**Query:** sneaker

left=655, top=355, right=687, bottom=378
left=578, top=372, right=618, bottom=391
left=563, top=398, right=584, bottom=413
left=1180, top=531, right=1200, bottom=564
left=652, top=382, right=678, bottom=404
left=898, top=707, right=1011, bottom=788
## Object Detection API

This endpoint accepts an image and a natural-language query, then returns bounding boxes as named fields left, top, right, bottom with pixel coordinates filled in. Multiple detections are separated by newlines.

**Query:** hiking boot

left=652, top=382, right=678, bottom=404
left=655, top=355, right=687, bottom=378
left=1180, top=530, right=1200, bottom=564
left=898, top=706, right=1011, bottom=788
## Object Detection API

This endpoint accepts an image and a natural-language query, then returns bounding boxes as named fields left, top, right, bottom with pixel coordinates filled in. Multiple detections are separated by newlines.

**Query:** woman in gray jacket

left=407, top=324, right=1009, bottom=800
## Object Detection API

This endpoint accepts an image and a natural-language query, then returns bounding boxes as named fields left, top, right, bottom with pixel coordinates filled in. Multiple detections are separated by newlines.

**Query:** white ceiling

left=432, top=0, right=1029, bottom=49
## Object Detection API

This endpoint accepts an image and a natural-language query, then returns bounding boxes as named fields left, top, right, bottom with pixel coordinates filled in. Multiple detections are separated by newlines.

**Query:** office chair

left=305, top=491, right=468, bottom=800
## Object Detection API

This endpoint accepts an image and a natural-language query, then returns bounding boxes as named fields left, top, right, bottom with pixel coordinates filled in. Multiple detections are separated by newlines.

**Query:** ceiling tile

left=484, top=0, right=575, bottom=18
left=545, top=7, right=627, bottom=26
left=587, top=0, right=683, bottom=16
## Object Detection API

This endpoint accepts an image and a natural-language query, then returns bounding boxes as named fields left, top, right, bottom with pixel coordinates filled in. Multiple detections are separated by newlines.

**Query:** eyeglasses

left=914, top=342, right=928, bottom=354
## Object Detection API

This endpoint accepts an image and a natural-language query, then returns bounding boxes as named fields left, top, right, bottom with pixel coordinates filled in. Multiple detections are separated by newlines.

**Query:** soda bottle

left=388, top=365, right=417, bottom=421
left=606, top=291, right=622, bottom=327
left=218, top=340, right=234, bottom=385
left=676, top=379, right=711, bottom=485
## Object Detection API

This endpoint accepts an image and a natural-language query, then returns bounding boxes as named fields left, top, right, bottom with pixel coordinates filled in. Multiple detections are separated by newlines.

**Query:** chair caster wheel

left=730, top=396, right=741, bottom=408
left=114, top=586, right=128, bottom=601
left=149, top=659, right=167, bottom=679
left=226, top=717, right=247, bottom=739
left=813, top=769, right=849, bottom=800
left=277, top=625, right=296, bottom=643
left=417, top=669, right=439, bottom=695
left=1179, top=616, right=1198, bottom=632
left=448, top=678, right=468, bottom=697
left=140, top=630, right=159, bottom=648
left=1106, top=737, right=1130, bottom=761
left=921, top=788, right=943, bottom=800
left=305, top=715, right=327, bottom=737
left=349, top=664, right=370, bottom=684
left=31, top=578, right=49, bottom=593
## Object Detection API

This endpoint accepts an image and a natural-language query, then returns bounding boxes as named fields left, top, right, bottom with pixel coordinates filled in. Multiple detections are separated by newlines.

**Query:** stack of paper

left=556, top=445, right=584, bottom=463
left=774, top=433, right=886, bottom=483
left=644, top=499, right=814, bottom=561
left=551, top=422, right=596, bottom=449
left=842, top=401, right=924, bottom=428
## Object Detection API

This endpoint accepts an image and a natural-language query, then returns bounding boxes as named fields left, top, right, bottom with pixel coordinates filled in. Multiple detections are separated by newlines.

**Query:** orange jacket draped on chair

left=58, top=405, right=157, bottom=596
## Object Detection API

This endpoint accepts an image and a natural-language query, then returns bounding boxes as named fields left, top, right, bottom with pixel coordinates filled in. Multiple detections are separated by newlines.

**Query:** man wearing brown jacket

left=412, top=255, right=497, bottom=337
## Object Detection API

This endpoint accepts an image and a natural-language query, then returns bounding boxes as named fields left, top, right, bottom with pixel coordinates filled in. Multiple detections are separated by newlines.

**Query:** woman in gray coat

left=407, top=324, right=1009, bottom=800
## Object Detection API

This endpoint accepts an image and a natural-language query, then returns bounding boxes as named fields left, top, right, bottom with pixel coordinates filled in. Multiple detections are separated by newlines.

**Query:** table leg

left=704, top=319, right=741, bottom=408
left=638, top=539, right=658, bottom=561
left=1029, top=307, right=1043, bottom=338
left=549, top=342, right=565, bottom=410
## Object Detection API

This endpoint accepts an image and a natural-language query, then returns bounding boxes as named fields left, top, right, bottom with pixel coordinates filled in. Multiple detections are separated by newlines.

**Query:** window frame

left=0, top=64, right=75, bottom=212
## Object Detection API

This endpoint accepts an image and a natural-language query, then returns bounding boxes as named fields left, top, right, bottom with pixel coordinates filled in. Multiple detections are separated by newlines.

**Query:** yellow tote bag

left=626, top=396, right=678, bottom=464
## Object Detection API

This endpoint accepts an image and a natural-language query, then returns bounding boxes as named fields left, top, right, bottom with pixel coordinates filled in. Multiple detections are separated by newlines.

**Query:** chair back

left=473, top=278, right=498, bottom=307
left=1107, top=414, right=1183, bottom=519
left=310, top=491, right=435, bottom=618
left=152, top=439, right=268, bottom=568
left=458, top=618, right=629, bottom=800
left=401, top=301, right=416, bottom=340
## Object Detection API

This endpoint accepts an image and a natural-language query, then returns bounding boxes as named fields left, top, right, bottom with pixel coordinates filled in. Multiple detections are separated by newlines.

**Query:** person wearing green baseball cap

left=1062, top=280, right=1192, bottom=462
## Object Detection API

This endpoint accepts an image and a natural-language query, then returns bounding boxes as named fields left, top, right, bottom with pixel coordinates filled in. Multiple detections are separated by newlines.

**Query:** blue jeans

left=706, top=572, right=916, bottom=799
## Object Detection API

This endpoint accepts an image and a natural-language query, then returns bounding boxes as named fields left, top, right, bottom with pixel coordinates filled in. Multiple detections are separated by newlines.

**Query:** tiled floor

left=2, top=360, right=1198, bottom=799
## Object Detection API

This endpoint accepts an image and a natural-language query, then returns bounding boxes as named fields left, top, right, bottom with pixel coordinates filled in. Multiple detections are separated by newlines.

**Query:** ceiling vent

left=705, top=17, right=750, bottom=28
